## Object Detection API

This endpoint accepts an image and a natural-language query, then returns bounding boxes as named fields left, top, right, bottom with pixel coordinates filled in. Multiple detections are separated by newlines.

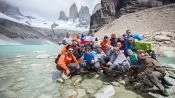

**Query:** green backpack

left=134, top=40, right=153, bottom=52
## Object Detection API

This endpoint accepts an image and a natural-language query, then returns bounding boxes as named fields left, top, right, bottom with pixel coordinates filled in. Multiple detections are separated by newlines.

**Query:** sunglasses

left=68, top=50, right=73, bottom=52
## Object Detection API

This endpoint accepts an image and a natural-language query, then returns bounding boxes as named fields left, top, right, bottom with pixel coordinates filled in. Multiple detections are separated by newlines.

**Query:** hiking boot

left=56, top=78, right=64, bottom=83
left=161, top=78, right=173, bottom=86
left=160, top=89, right=169, bottom=97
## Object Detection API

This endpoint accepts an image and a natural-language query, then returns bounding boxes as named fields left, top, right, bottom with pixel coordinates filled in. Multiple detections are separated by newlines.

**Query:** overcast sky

left=5, top=0, right=101, bottom=21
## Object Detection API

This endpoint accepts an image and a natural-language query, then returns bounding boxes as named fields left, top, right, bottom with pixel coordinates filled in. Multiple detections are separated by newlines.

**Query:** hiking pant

left=79, top=61, right=100, bottom=72
left=56, top=63, right=78, bottom=77
left=147, top=71, right=165, bottom=92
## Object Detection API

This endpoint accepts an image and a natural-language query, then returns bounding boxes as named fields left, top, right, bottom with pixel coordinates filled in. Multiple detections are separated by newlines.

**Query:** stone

left=154, top=35, right=171, bottom=41
left=62, top=89, right=78, bottom=98
left=20, top=66, right=29, bottom=69
left=0, top=88, right=6, bottom=93
left=148, top=76, right=175, bottom=98
left=11, top=82, right=29, bottom=91
left=94, top=85, right=115, bottom=98
left=73, top=76, right=83, bottom=86
left=0, top=91, right=17, bottom=98
left=167, top=64, right=175, bottom=69
left=164, top=41, right=171, bottom=44
left=161, top=51, right=175, bottom=57
left=15, top=77, right=25, bottom=82
left=77, top=89, right=86, bottom=98
left=79, top=79, right=103, bottom=95
left=37, top=94, right=52, bottom=98
left=156, top=46, right=175, bottom=57
left=118, top=80, right=126, bottom=85
left=160, top=31, right=172, bottom=36
left=111, top=81, right=120, bottom=87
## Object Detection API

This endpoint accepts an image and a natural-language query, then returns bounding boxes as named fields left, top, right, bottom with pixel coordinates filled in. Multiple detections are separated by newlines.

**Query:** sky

left=5, top=0, right=101, bottom=21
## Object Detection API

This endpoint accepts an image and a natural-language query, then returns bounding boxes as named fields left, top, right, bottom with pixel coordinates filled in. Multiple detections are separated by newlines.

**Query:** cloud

left=5, top=0, right=101, bottom=21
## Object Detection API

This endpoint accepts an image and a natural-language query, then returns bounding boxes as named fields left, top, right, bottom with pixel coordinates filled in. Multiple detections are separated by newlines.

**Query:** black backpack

left=55, top=54, right=68, bottom=64
left=55, top=54, right=61, bottom=64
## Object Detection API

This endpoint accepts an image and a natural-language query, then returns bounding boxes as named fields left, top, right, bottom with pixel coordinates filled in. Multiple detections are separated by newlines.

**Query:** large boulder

left=78, top=79, right=103, bottom=95
left=62, top=89, right=78, bottom=98
left=154, top=35, right=171, bottom=41
left=94, top=85, right=115, bottom=98
left=156, top=46, right=175, bottom=57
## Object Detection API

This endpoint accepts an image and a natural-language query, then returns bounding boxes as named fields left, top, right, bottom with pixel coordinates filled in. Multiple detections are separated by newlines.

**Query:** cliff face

left=59, top=11, right=68, bottom=21
left=69, top=3, right=79, bottom=20
left=79, top=6, right=90, bottom=24
left=90, top=0, right=175, bottom=33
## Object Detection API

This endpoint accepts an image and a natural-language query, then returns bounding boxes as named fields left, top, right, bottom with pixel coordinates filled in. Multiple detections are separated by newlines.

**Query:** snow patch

left=0, top=12, right=89, bottom=31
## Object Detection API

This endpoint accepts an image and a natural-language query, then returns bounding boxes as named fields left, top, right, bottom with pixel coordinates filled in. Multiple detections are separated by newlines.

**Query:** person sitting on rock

left=110, top=33, right=118, bottom=47
left=56, top=47, right=80, bottom=82
left=61, top=44, right=72, bottom=54
left=100, top=35, right=111, bottom=54
left=95, top=45, right=110, bottom=66
left=79, top=47, right=100, bottom=72
left=116, top=42, right=125, bottom=53
left=135, top=50, right=173, bottom=96
left=106, top=47, right=130, bottom=80
left=62, top=32, right=72, bottom=45
left=124, top=29, right=144, bottom=41
left=127, top=49, right=140, bottom=66
left=106, top=44, right=114, bottom=57
left=61, top=40, right=81, bottom=60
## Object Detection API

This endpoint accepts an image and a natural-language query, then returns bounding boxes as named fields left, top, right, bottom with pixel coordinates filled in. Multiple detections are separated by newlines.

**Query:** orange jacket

left=57, top=53, right=78, bottom=72
left=100, top=40, right=111, bottom=53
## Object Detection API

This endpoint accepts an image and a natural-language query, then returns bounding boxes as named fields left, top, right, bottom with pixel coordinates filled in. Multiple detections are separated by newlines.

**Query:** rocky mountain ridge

left=59, top=3, right=90, bottom=29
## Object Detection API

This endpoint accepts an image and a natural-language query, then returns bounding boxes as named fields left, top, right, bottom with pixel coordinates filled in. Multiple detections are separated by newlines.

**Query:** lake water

left=0, top=45, right=175, bottom=98
left=0, top=45, right=63, bottom=98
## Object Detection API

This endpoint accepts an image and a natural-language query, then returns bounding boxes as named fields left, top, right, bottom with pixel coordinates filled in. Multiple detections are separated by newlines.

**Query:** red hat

left=111, top=33, right=116, bottom=37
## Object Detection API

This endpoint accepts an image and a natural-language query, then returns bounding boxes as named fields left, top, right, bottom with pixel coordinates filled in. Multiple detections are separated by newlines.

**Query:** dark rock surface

left=90, top=0, right=175, bottom=33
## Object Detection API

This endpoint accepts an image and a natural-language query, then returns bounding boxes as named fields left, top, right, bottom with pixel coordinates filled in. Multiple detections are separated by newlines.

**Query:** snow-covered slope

left=0, top=12, right=88, bottom=31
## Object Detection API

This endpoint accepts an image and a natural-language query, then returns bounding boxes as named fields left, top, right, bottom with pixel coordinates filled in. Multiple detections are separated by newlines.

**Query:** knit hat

left=104, top=35, right=109, bottom=39
left=111, top=33, right=116, bottom=37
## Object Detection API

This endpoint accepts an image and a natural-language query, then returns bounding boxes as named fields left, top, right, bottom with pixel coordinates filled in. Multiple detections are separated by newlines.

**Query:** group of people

left=55, top=29, right=173, bottom=96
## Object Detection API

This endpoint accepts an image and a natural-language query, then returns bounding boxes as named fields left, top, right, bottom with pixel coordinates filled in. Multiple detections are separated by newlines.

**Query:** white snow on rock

left=0, top=12, right=89, bottom=31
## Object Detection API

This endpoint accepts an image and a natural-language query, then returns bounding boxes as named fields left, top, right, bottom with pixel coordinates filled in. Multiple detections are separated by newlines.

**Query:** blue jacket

left=124, top=33, right=143, bottom=52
